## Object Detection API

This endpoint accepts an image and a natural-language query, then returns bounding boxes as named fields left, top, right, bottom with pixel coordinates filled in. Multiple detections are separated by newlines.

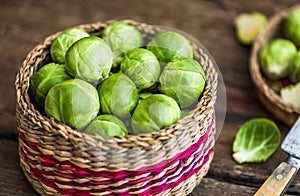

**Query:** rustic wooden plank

left=0, top=140, right=38, bottom=196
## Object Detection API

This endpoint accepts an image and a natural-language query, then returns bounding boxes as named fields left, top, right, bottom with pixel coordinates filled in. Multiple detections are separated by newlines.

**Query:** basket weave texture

left=250, top=4, right=300, bottom=126
left=15, top=20, right=218, bottom=196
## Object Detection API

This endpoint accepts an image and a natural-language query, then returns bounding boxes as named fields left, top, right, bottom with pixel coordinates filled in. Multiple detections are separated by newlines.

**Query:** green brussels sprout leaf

left=280, top=82, right=300, bottom=108
left=159, top=58, right=206, bottom=108
left=98, top=73, right=139, bottom=118
left=290, top=51, right=300, bottom=83
left=30, top=63, right=72, bottom=108
left=232, top=118, right=281, bottom=164
left=234, top=12, right=267, bottom=45
left=258, top=39, right=297, bottom=79
left=102, top=21, right=143, bottom=67
left=121, top=48, right=160, bottom=91
left=85, top=114, right=128, bottom=137
left=50, top=28, right=89, bottom=64
left=147, top=31, right=193, bottom=63
left=65, top=36, right=113, bottom=83
left=45, top=79, right=100, bottom=130
left=131, top=94, right=181, bottom=134
left=284, top=8, right=300, bottom=46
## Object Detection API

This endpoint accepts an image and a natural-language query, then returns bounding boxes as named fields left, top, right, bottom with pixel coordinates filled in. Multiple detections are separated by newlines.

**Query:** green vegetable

left=121, top=48, right=160, bottom=91
left=98, top=73, right=139, bottom=118
left=232, top=118, right=281, bottom=164
left=85, top=114, right=128, bottom=137
left=147, top=31, right=193, bottom=63
left=258, top=38, right=297, bottom=79
left=30, top=63, right=72, bottom=108
left=158, top=58, right=206, bottom=108
left=290, top=51, right=300, bottom=83
left=131, top=94, right=181, bottom=134
left=50, top=28, right=89, bottom=64
left=102, top=21, right=143, bottom=66
left=45, top=79, right=100, bottom=130
left=65, top=36, right=113, bottom=83
left=280, top=82, right=300, bottom=108
left=234, top=12, right=268, bottom=45
left=284, top=8, right=300, bottom=46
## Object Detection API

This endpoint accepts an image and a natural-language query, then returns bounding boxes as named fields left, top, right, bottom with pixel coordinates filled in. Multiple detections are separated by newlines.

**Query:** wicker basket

left=15, top=20, right=218, bottom=195
left=249, top=5, right=300, bottom=127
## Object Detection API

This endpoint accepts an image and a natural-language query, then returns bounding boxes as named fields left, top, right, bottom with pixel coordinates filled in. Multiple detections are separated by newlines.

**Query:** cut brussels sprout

left=50, top=28, right=89, bottom=64
left=45, top=79, right=100, bottom=130
left=232, top=118, right=281, bottom=164
left=65, top=36, right=113, bottom=83
left=284, top=8, right=300, bottom=46
left=234, top=12, right=267, bottom=45
left=98, top=73, right=139, bottom=118
left=121, top=48, right=160, bottom=91
left=147, top=31, right=193, bottom=63
left=102, top=21, right=143, bottom=66
left=30, top=63, right=72, bottom=108
left=290, top=51, right=300, bottom=83
left=131, top=94, right=181, bottom=134
left=159, top=58, right=206, bottom=108
left=85, top=114, right=128, bottom=137
left=258, top=39, right=297, bottom=79
left=280, top=82, right=300, bottom=108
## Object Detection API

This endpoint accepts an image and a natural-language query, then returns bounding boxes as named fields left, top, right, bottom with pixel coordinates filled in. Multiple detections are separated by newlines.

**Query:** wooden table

left=1, top=0, right=300, bottom=195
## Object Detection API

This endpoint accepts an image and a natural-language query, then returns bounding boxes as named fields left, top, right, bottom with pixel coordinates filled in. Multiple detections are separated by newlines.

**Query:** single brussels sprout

left=50, top=28, right=89, bottom=64
left=45, top=79, right=100, bottom=130
left=85, top=114, right=128, bottom=137
left=234, top=12, right=267, bottom=45
left=147, top=31, right=193, bottom=63
left=102, top=21, right=143, bottom=66
left=30, top=63, right=72, bottom=108
left=98, top=73, right=139, bottom=118
left=284, top=8, right=300, bottom=46
left=290, top=51, right=300, bottom=83
left=131, top=94, right=181, bottom=134
left=280, top=82, right=300, bottom=108
left=121, top=48, right=160, bottom=91
left=65, top=36, right=113, bottom=83
left=158, top=58, right=206, bottom=108
left=258, top=39, right=297, bottom=79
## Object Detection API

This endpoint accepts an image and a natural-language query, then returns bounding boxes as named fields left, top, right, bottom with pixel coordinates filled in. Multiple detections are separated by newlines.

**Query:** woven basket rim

left=249, top=4, right=300, bottom=115
left=15, top=19, right=218, bottom=148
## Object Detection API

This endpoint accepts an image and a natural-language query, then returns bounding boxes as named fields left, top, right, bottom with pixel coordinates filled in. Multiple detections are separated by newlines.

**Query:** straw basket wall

left=15, top=20, right=218, bottom=195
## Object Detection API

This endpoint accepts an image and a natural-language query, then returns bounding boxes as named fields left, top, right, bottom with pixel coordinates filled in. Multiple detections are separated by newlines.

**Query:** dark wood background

left=1, top=0, right=300, bottom=195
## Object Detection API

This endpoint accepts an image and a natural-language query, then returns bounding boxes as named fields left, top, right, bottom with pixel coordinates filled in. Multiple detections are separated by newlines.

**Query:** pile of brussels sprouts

left=258, top=8, right=300, bottom=108
left=30, top=21, right=206, bottom=136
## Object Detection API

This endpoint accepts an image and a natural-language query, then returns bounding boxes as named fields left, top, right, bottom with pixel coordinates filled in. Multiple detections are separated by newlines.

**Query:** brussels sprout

left=158, top=58, right=206, bottom=108
left=284, top=8, right=300, bottom=46
left=121, top=48, right=160, bottom=90
left=30, top=63, right=72, bottom=108
left=50, top=28, right=89, bottom=64
left=147, top=31, right=193, bottom=63
left=290, top=51, right=300, bottom=83
left=258, top=39, right=297, bottom=79
left=131, top=94, right=181, bottom=134
left=280, top=82, right=300, bottom=108
left=234, top=12, right=267, bottom=45
left=45, top=79, right=100, bottom=130
left=85, top=114, right=128, bottom=137
left=102, top=21, right=143, bottom=66
left=65, top=36, right=113, bottom=83
left=98, top=73, right=138, bottom=118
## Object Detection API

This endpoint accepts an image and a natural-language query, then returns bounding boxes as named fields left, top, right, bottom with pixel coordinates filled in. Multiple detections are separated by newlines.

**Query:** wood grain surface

left=1, top=0, right=300, bottom=195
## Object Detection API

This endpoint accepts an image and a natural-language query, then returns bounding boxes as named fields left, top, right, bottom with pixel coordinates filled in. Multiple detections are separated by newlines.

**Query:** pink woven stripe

left=20, top=111, right=215, bottom=195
